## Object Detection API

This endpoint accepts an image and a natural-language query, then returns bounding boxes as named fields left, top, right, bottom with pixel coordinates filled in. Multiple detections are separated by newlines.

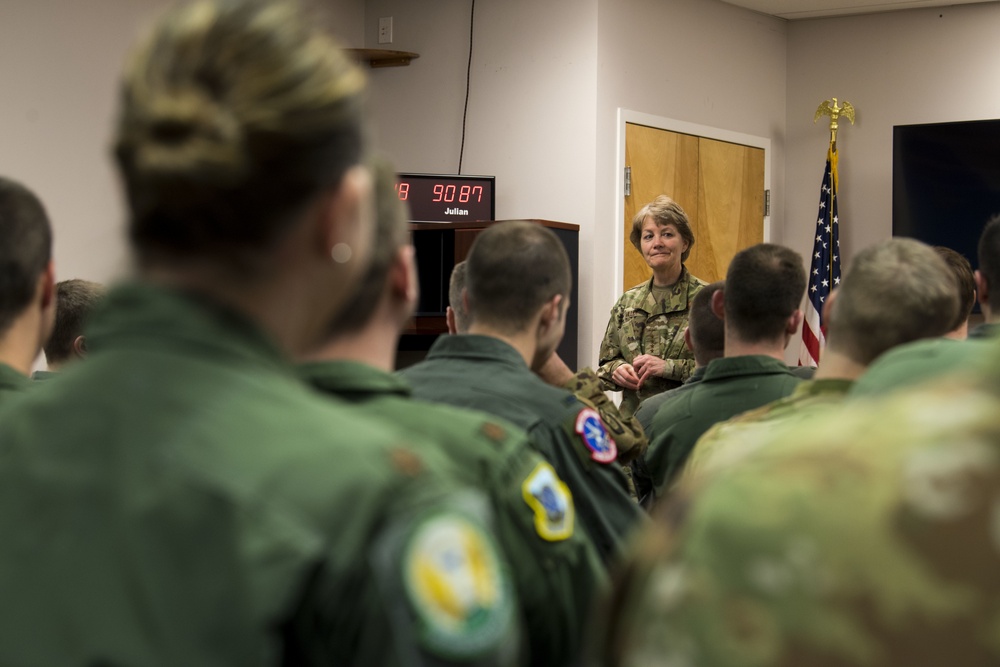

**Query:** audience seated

left=638, top=243, right=806, bottom=499
left=851, top=216, right=1000, bottom=397
left=0, top=177, right=55, bottom=401
left=685, top=238, right=960, bottom=480
left=402, top=221, right=645, bottom=566
left=593, top=322, right=1000, bottom=667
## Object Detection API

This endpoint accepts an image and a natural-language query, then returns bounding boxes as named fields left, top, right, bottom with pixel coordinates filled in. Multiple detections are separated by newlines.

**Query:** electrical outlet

left=378, top=16, right=393, bottom=44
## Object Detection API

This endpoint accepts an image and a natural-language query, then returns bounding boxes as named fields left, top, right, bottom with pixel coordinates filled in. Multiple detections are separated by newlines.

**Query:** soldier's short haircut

left=629, top=195, right=695, bottom=262
left=325, top=158, right=409, bottom=338
left=448, top=260, right=469, bottom=334
left=977, top=214, right=1000, bottom=294
left=829, top=238, right=959, bottom=366
left=724, top=243, right=806, bottom=344
left=688, top=281, right=724, bottom=364
left=933, top=246, right=976, bottom=331
left=466, top=221, right=571, bottom=333
left=0, top=176, right=53, bottom=336
left=43, top=279, right=106, bottom=365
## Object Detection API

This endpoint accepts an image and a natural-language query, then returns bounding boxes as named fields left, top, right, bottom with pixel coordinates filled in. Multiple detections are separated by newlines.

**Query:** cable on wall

left=458, top=0, right=475, bottom=175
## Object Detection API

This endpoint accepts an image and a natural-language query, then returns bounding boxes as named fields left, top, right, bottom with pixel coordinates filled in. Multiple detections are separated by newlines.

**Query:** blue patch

left=575, top=408, right=618, bottom=463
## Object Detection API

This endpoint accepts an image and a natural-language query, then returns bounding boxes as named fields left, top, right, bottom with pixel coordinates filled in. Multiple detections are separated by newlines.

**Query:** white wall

left=0, top=0, right=365, bottom=289
left=0, top=0, right=175, bottom=284
left=785, top=3, right=1000, bottom=269
left=362, top=0, right=599, bottom=229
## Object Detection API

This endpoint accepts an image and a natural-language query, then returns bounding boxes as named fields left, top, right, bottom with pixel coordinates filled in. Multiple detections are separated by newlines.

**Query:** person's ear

left=540, top=294, right=564, bottom=332
left=975, top=269, right=989, bottom=307
left=39, top=261, right=55, bottom=310
left=389, top=244, right=419, bottom=316
left=446, top=307, right=458, bottom=335
left=683, top=326, right=694, bottom=353
left=72, top=335, right=88, bottom=359
left=787, top=309, right=804, bottom=336
left=317, top=164, right=373, bottom=269
left=710, top=289, right=725, bottom=320
left=821, top=288, right=838, bottom=325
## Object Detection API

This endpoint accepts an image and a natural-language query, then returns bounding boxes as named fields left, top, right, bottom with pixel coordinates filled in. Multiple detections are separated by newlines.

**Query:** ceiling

left=719, top=0, right=997, bottom=20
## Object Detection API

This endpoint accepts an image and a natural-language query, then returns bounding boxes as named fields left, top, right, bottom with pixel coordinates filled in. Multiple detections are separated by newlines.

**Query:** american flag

left=799, top=143, right=842, bottom=367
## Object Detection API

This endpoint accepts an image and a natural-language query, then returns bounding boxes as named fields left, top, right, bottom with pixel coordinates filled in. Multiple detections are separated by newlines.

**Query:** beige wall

left=5, top=0, right=1000, bottom=370
left=786, top=3, right=1000, bottom=266
left=0, top=0, right=364, bottom=289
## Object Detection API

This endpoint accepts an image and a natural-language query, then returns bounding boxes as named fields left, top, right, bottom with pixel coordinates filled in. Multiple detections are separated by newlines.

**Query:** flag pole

left=800, top=98, right=857, bottom=367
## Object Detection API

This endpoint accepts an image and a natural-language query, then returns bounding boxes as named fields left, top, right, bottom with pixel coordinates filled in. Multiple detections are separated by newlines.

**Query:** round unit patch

left=521, top=462, right=574, bottom=541
left=403, top=513, right=514, bottom=658
left=575, top=408, right=618, bottom=463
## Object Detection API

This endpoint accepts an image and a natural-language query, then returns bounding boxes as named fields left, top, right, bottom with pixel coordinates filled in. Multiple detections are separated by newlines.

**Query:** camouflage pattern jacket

left=591, top=353, right=1000, bottom=667
left=597, top=269, right=705, bottom=417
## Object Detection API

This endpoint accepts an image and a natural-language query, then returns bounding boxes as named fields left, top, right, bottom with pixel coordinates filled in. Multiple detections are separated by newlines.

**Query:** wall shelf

left=345, top=48, right=420, bottom=68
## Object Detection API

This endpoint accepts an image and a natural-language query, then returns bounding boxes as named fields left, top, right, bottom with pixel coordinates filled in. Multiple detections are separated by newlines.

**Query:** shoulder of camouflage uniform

left=617, top=376, right=1000, bottom=667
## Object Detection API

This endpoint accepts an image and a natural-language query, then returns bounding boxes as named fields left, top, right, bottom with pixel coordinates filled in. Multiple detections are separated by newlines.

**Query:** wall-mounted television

left=893, top=119, right=1000, bottom=290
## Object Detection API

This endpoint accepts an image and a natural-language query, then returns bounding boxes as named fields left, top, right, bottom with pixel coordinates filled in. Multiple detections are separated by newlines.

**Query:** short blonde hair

left=629, top=195, right=695, bottom=262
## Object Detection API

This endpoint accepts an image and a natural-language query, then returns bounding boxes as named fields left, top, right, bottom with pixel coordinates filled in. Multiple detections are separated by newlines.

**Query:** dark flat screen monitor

left=893, top=119, right=1000, bottom=286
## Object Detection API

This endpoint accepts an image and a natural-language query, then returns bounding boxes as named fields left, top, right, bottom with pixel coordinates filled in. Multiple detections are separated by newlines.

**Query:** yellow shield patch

left=522, top=462, right=575, bottom=541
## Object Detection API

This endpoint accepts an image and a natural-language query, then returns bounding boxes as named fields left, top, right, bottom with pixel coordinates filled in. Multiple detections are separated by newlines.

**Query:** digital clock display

left=395, top=173, right=495, bottom=223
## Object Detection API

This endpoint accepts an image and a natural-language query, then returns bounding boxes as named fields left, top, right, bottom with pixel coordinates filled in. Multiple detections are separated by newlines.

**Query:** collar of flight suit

left=300, top=359, right=410, bottom=400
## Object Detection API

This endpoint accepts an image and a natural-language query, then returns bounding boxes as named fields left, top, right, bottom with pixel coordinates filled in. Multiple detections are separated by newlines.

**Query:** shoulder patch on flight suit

left=479, top=421, right=508, bottom=444
left=389, top=448, right=425, bottom=477
left=402, top=513, right=515, bottom=658
left=521, top=462, right=574, bottom=541
left=575, top=408, right=618, bottom=463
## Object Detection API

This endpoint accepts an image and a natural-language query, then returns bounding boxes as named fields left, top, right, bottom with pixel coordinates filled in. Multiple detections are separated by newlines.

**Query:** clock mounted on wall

left=395, top=173, right=496, bottom=223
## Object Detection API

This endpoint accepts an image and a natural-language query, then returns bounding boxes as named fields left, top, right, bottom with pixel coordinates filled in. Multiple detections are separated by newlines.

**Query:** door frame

left=614, top=108, right=772, bottom=298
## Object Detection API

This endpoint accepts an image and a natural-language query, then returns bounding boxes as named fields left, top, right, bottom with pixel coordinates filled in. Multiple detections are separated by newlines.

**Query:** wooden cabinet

left=399, top=219, right=580, bottom=368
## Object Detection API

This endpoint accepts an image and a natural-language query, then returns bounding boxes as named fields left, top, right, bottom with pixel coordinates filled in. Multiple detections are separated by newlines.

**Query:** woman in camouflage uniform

left=598, top=196, right=706, bottom=418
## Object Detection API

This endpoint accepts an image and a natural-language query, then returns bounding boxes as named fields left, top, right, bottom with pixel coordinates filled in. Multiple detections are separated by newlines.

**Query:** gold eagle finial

left=814, top=98, right=856, bottom=146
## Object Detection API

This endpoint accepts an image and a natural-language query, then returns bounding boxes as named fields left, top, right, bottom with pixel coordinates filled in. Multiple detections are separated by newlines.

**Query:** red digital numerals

left=431, top=184, right=483, bottom=203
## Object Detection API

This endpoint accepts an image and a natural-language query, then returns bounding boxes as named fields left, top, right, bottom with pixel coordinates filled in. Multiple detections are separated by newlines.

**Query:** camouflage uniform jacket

left=597, top=268, right=706, bottom=418
left=564, top=366, right=647, bottom=464
left=592, top=356, right=1000, bottom=667
left=683, top=377, right=853, bottom=482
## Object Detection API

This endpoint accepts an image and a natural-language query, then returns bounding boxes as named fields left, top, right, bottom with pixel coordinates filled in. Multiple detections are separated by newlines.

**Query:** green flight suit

left=597, top=269, right=706, bottom=417
left=0, top=362, right=29, bottom=405
left=642, top=355, right=801, bottom=497
left=400, top=335, right=645, bottom=567
left=30, top=369, right=59, bottom=382
left=300, top=359, right=606, bottom=667
left=633, top=365, right=707, bottom=436
left=0, top=284, right=519, bottom=667
left=850, top=337, right=988, bottom=398
left=594, top=345, right=1000, bottom=667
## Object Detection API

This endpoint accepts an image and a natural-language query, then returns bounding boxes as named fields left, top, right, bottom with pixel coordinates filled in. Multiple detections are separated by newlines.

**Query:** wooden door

left=623, top=123, right=765, bottom=290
